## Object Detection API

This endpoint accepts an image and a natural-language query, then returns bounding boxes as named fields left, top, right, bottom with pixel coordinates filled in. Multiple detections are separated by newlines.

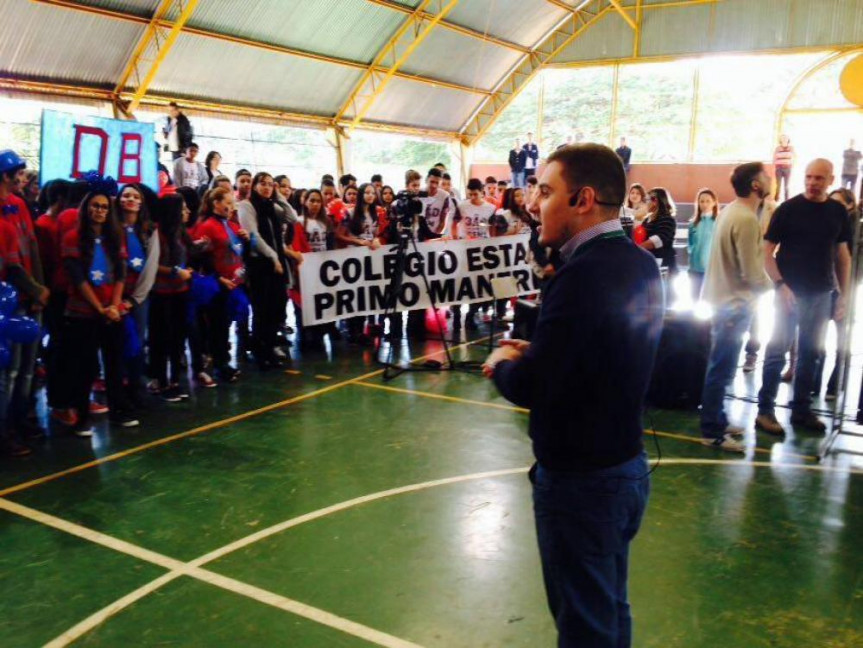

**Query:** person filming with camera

left=483, top=144, right=664, bottom=648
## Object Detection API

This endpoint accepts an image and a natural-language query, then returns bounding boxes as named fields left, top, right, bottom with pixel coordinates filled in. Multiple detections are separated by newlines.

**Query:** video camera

left=392, top=190, right=424, bottom=227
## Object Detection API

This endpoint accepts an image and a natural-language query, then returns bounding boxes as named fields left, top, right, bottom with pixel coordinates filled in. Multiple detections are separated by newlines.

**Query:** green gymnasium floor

left=1, top=331, right=862, bottom=648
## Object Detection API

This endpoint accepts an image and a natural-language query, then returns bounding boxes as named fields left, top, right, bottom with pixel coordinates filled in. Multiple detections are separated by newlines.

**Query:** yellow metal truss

left=32, top=0, right=486, bottom=98
left=113, top=0, right=200, bottom=115
left=460, top=0, right=611, bottom=144
left=336, top=0, right=461, bottom=133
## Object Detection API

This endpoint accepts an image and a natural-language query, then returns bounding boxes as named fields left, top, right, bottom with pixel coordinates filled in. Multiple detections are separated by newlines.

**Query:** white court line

left=16, top=458, right=863, bottom=647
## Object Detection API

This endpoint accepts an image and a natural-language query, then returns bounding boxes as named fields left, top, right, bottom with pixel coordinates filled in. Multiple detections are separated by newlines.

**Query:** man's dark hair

left=526, top=175, right=538, bottom=186
left=169, top=101, right=179, bottom=109
left=497, top=180, right=507, bottom=187
left=484, top=176, right=497, bottom=184
left=730, top=162, right=764, bottom=198
left=321, top=179, right=336, bottom=190
left=467, top=178, right=484, bottom=192
left=321, top=174, right=334, bottom=183
left=405, top=169, right=421, bottom=185
left=371, top=174, right=382, bottom=183
left=235, top=168, right=251, bottom=179
left=442, top=172, right=451, bottom=181
left=434, top=162, right=446, bottom=169
left=427, top=168, right=443, bottom=179
left=339, top=174, right=356, bottom=188
left=186, top=142, right=199, bottom=151
left=546, top=143, right=626, bottom=210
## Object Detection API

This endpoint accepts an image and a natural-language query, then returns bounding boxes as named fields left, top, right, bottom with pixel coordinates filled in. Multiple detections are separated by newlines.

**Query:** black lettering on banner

left=439, top=250, right=457, bottom=275
left=514, top=242, right=528, bottom=265
left=456, top=277, right=476, bottom=301
left=315, top=293, right=334, bottom=320
left=356, top=286, right=366, bottom=311
left=400, top=283, right=420, bottom=307
left=499, top=242, right=514, bottom=266
left=429, top=278, right=456, bottom=304
left=383, top=252, right=398, bottom=279
left=336, top=290, right=355, bottom=315
left=482, top=245, right=500, bottom=269
left=343, top=258, right=362, bottom=284
left=466, top=247, right=483, bottom=272
left=406, top=253, right=422, bottom=277
left=370, top=284, right=388, bottom=310
left=477, top=275, right=493, bottom=299
left=320, top=260, right=340, bottom=287
left=363, top=256, right=382, bottom=281
left=513, top=269, right=530, bottom=292
left=427, top=251, right=436, bottom=277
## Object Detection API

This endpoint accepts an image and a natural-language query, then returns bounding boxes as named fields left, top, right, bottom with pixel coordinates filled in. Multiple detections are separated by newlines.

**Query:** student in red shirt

left=195, top=187, right=249, bottom=383
left=291, top=189, right=332, bottom=350
left=0, top=215, right=27, bottom=456
left=58, top=189, right=136, bottom=435
left=0, top=150, right=49, bottom=457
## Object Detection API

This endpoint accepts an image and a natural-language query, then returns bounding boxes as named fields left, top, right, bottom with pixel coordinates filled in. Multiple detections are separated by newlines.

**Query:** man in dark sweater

left=483, top=144, right=664, bottom=648
left=509, top=138, right=527, bottom=188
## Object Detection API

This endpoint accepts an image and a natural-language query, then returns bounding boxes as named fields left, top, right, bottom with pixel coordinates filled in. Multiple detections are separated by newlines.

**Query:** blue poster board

left=40, top=110, right=158, bottom=190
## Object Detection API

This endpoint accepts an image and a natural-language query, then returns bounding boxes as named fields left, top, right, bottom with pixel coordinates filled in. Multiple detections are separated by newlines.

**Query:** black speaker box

left=647, top=310, right=712, bottom=410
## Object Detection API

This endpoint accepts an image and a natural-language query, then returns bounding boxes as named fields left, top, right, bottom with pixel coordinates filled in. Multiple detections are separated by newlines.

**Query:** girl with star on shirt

left=117, top=183, right=159, bottom=406
left=59, top=189, right=135, bottom=435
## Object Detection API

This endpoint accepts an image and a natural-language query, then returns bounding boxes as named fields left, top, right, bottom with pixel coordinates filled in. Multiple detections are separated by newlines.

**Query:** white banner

left=299, top=234, right=541, bottom=326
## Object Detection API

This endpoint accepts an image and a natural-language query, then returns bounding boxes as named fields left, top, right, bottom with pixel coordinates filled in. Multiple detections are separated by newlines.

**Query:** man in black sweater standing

left=484, top=144, right=664, bottom=648
left=509, top=138, right=527, bottom=188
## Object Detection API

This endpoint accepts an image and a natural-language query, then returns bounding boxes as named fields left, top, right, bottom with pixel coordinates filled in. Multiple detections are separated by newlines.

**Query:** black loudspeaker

left=647, top=310, right=712, bottom=410
left=513, top=299, right=540, bottom=340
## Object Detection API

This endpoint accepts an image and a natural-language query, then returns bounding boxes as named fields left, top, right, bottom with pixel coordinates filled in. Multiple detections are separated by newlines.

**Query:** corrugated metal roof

left=400, top=27, right=522, bottom=92
left=639, top=5, right=714, bottom=57
left=788, top=0, right=863, bottom=47
left=709, top=0, right=794, bottom=52
left=75, top=0, right=161, bottom=18
left=166, top=0, right=407, bottom=65
left=553, top=11, right=634, bottom=63
left=0, top=0, right=143, bottom=88
left=349, top=77, right=484, bottom=132
left=148, top=32, right=363, bottom=116
left=445, top=0, right=567, bottom=48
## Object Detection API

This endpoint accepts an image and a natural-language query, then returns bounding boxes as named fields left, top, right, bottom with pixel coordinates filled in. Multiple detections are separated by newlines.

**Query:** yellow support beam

left=460, top=0, right=612, bottom=144
left=608, top=0, right=637, bottom=30
left=32, top=0, right=487, bottom=98
left=364, top=0, right=529, bottom=54
left=0, top=76, right=462, bottom=141
left=633, top=0, right=643, bottom=58
left=336, top=0, right=461, bottom=133
left=115, top=0, right=200, bottom=115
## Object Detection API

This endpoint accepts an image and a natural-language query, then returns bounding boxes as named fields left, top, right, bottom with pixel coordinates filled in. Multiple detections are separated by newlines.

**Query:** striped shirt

left=774, top=146, right=794, bottom=168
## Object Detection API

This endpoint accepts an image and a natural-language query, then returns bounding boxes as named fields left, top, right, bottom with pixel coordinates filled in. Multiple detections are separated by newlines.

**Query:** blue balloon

left=1, top=316, right=40, bottom=344
left=0, top=282, right=17, bottom=317
left=0, top=341, right=9, bottom=369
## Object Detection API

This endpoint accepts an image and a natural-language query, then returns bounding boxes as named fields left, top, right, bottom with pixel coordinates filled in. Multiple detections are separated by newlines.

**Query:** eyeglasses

left=90, top=203, right=110, bottom=212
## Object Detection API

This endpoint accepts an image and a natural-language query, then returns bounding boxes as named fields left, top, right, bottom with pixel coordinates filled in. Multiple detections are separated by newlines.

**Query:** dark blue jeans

left=758, top=291, right=832, bottom=416
left=700, top=301, right=754, bottom=437
left=532, top=452, right=650, bottom=648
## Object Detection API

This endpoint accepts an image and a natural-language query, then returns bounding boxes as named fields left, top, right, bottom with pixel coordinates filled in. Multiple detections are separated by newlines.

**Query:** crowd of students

left=0, top=141, right=553, bottom=458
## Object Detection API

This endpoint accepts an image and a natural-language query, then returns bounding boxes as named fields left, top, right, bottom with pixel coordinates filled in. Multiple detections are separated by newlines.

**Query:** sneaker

left=742, top=354, right=757, bottom=373
left=51, top=408, right=78, bottom=427
left=790, top=411, right=827, bottom=433
left=272, top=347, right=288, bottom=361
left=781, top=368, right=794, bottom=383
left=755, top=413, right=785, bottom=436
left=89, top=401, right=109, bottom=415
left=170, top=383, right=190, bottom=400
left=216, top=366, right=240, bottom=383
left=161, top=386, right=184, bottom=403
left=110, top=412, right=140, bottom=428
left=196, top=372, right=218, bottom=388
left=1, top=438, right=33, bottom=457
left=70, top=423, right=94, bottom=438
left=701, top=434, right=745, bottom=453
left=92, top=378, right=106, bottom=393
left=724, top=425, right=746, bottom=438
left=146, top=379, right=162, bottom=395
left=825, top=391, right=837, bottom=402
